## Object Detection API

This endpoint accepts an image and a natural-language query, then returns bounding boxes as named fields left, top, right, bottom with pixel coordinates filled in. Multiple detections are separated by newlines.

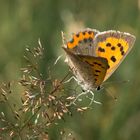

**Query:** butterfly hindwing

left=94, top=31, right=136, bottom=81
left=78, top=55, right=109, bottom=87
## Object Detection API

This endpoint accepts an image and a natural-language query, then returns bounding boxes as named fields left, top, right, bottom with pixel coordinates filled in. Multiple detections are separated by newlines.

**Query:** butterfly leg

left=70, top=90, right=88, bottom=105
left=72, top=90, right=102, bottom=106
left=88, top=91, right=102, bottom=106
left=63, top=76, right=78, bottom=84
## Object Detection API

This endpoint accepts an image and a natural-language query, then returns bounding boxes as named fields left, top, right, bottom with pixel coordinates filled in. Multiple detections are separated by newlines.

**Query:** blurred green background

left=0, top=0, right=140, bottom=139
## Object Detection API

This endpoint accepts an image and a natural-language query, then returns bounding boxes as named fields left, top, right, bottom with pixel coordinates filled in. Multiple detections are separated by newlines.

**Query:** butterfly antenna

left=102, top=79, right=130, bottom=87
left=102, top=80, right=130, bottom=101
left=61, top=31, right=67, bottom=48
left=54, top=55, right=63, bottom=65
left=104, top=87, right=118, bottom=101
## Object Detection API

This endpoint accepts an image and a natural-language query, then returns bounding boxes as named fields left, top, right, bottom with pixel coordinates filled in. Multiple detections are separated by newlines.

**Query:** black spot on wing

left=82, top=31, right=86, bottom=35
left=95, top=70, right=101, bottom=73
left=76, top=34, right=80, bottom=37
left=111, top=46, right=115, bottom=50
left=107, top=64, right=110, bottom=69
left=106, top=43, right=111, bottom=47
left=73, top=45, right=78, bottom=49
left=110, top=56, right=116, bottom=62
left=98, top=47, right=105, bottom=52
left=89, top=37, right=93, bottom=42
left=117, top=43, right=121, bottom=47
left=85, top=61, right=94, bottom=66
left=78, top=40, right=82, bottom=44
left=88, top=31, right=92, bottom=34
left=120, top=46, right=124, bottom=51
left=70, top=38, right=74, bottom=43
left=94, top=62, right=106, bottom=69
left=93, top=62, right=101, bottom=66
left=83, top=38, right=87, bottom=43
left=119, top=46, right=125, bottom=56
left=121, top=51, right=125, bottom=55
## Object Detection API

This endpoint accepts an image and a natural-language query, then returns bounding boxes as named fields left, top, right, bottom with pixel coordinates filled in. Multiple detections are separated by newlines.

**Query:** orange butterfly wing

left=66, top=28, right=99, bottom=56
left=78, top=55, right=109, bottom=87
left=94, top=31, right=136, bottom=81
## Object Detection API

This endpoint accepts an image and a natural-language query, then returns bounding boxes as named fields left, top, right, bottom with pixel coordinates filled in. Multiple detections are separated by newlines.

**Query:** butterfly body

left=63, top=28, right=136, bottom=91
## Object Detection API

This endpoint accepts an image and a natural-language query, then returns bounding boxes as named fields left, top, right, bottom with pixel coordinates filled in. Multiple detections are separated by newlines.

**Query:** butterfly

left=62, top=28, right=136, bottom=92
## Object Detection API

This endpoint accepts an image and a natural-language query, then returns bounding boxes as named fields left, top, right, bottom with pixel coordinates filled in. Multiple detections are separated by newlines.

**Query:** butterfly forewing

left=67, top=28, right=99, bottom=56
left=94, top=31, right=136, bottom=81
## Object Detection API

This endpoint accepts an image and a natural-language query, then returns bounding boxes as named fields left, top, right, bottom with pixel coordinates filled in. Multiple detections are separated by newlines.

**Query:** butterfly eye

left=96, top=86, right=101, bottom=91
